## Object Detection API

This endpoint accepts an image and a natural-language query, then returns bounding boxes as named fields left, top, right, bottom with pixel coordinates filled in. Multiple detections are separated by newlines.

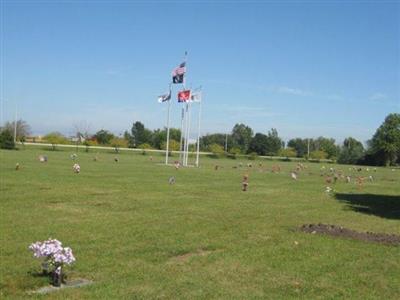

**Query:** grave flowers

left=29, top=238, right=75, bottom=286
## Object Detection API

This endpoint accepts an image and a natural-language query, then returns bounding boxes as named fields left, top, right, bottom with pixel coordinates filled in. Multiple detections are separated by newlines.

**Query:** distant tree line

left=1, top=113, right=399, bottom=166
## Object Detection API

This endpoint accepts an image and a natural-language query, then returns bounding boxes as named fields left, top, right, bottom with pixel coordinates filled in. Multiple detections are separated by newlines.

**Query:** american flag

left=178, top=90, right=191, bottom=102
left=172, top=62, right=186, bottom=77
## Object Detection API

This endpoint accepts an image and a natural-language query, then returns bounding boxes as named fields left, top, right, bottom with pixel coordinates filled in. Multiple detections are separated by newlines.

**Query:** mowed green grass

left=1, top=147, right=399, bottom=299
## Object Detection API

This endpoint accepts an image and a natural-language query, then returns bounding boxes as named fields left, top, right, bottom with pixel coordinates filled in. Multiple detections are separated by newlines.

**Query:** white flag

left=190, top=91, right=202, bottom=102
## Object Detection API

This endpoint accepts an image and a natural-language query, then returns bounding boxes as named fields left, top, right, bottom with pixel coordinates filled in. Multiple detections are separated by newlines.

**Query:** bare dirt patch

left=168, top=249, right=219, bottom=264
left=300, top=224, right=400, bottom=246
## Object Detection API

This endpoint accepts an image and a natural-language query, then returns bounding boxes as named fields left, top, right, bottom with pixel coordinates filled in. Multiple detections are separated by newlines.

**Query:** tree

left=110, top=137, right=128, bottom=153
left=3, top=119, right=31, bottom=142
left=231, top=123, right=253, bottom=153
left=152, top=128, right=181, bottom=149
left=287, top=138, right=308, bottom=157
left=369, top=113, right=400, bottom=166
left=44, top=132, right=68, bottom=150
left=73, top=121, right=91, bottom=150
left=161, top=139, right=180, bottom=152
left=200, top=133, right=231, bottom=152
left=0, top=128, right=15, bottom=149
left=208, top=143, right=225, bottom=157
left=130, top=121, right=152, bottom=147
left=94, top=130, right=114, bottom=145
left=264, top=128, right=283, bottom=155
left=338, top=137, right=365, bottom=164
left=314, top=137, right=339, bottom=159
left=310, top=150, right=328, bottom=160
left=278, top=147, right=297, bottom=158
left=248, top=133, right=269, bottom=155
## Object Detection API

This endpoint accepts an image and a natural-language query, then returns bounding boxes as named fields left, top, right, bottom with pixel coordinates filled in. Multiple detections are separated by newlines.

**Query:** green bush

left=43, top=132, right=68, bottom=151
left=248, top=152, right=258, bottom=160
left=309, top=150, right=328, bottom=160
left=208, top=143, right=224, bottom=158
left=278, top=147, right=297, bottom=158
left=0, top=129, right=15, bottom=149
left=138, top=143, right=152, bottom=150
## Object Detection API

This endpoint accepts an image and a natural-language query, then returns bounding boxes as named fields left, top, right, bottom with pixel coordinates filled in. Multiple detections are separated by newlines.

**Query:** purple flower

left=29, top=238, right=75, bottom=266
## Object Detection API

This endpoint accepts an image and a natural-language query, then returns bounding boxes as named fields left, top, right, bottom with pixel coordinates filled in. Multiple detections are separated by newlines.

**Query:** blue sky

left=1, top=1, right=399, bottom=143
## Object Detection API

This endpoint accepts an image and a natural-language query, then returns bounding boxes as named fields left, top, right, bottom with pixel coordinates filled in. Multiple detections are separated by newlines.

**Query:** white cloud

left=218, top=105, right=284, bottom=118
left=276, top=86, right=312, bottom=96
left=369, top=93, right=388, bottom=101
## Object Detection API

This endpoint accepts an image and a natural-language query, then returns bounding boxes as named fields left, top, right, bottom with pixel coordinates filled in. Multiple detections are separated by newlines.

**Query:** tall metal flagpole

left=179, top=107, right=185, bottom=164
left=195, top=93, right=202, bottom=167
left=165, top=85, right=172, bottom=165
left=182, top=51, right=188, bottom=166
left=14, top=103, right=17, bottom=143
left=185, top=100, right=192, bottom=166
left=183, top=103, right=189, bottom=166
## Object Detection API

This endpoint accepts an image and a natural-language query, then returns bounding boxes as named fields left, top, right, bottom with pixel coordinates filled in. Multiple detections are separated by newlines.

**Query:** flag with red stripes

left=178, top=90, right=191, bottom=102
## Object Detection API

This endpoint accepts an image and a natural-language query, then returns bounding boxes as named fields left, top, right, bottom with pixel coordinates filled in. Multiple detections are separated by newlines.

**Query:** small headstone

left=291, top=172, right=297, bottom=180
left=39, top=155, right=48, bottom=162
left=242, top=174, right=249, bottom=191
left=333, top=174, right=339, bottom=183
left=15, top=163, right=20, bottom=170
left=346, top=176, right=351, bottom=183
left=356, top=176, right=364, bottom=189
left=168, top=176, right=175, bottom=185
left=32, top=279, right=93, bottom=294
left=73, top=163, right=80, bottom=173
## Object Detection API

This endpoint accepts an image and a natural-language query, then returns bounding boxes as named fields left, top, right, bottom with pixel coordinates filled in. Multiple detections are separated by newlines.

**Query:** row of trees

left=1, top=113, right=399, bottom=166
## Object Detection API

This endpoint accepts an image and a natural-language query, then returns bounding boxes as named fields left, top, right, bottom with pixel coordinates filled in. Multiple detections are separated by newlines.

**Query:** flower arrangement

left=29, top=238, right=75, bottom=286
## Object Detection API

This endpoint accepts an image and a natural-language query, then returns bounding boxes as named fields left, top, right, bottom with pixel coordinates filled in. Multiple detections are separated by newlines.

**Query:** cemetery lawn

left=1, top=147, right=399, bottom=299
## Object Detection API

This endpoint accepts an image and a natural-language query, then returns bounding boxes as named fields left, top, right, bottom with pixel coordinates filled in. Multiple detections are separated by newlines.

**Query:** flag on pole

left=157, top=89, right=171, bottom=103
left=172, top=62, right=186, bottom=84
left=190, top=91, right=202, bottom=102
left=178, top=90, right=191, bottom=102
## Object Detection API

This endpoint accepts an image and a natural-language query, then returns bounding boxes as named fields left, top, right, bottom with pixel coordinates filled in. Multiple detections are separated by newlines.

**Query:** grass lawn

left=1, top=146, right=399, bottom=299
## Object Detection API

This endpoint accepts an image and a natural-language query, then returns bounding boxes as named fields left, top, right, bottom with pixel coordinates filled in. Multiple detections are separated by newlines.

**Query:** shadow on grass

left=27, top=269, right=48, bottom=278
left=335, top=193, right=400, bottom=220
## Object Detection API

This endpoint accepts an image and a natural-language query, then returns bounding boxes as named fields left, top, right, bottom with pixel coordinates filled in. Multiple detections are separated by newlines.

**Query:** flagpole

left=179, top=107, right=185, bottom=164
left=182, top=51, right=188, bottom=166
left=185, top=101, right=192, bottom=166
left=14, top=103, right=17, bottom=143
left=165, top=86, right=172, bottom=165
left=183, top=103, right=189, bottom=166
left=195, top=95, right=202, bottom=167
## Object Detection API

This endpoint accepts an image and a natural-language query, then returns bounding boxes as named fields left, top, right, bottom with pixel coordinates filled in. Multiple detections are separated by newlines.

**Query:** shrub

left=208, top=143, right=224, bottom=158
left=309, top=150, right=328, bottom=160
left=43, top=132, right=68, bottom=151
left=278, top=147, right=297, bottom=158
left=161, top=139, right=180, bottom=151
left=110, top=138, right=128, bottom=153
left=248, top=152, right=258, bottom=160
left=0, top=129, right=15, bottom=149
left=138, top=143, right=152, bottom=149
